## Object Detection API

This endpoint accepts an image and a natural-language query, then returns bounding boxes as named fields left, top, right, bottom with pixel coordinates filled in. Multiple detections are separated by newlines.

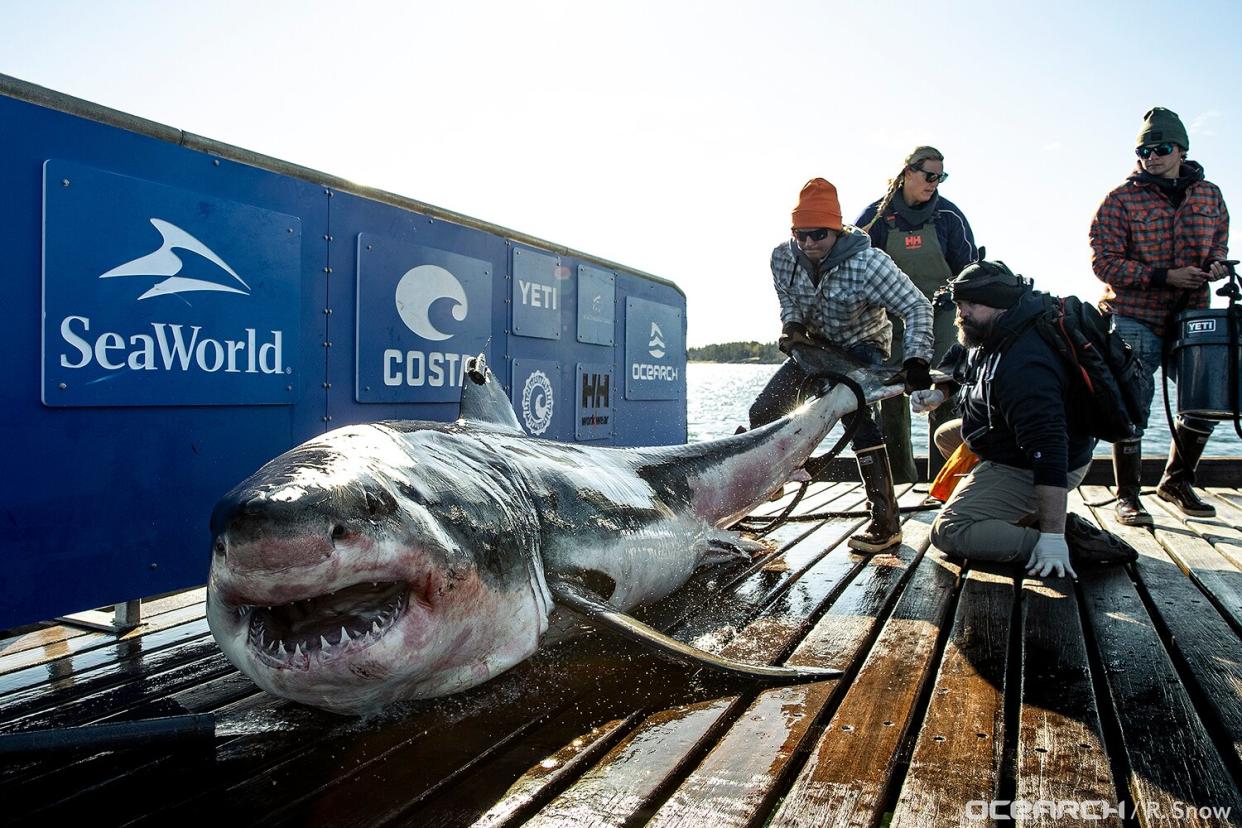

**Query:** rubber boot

left=1112, top=439, right=1152, bottom=527
left=848, top=444, right=902, bottom=553
left=1157, top=421, right=1216, bottom=517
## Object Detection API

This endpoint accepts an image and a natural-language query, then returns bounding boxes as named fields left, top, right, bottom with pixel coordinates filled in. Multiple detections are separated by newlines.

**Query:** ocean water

left=686, top=361, right=1242, bottom=458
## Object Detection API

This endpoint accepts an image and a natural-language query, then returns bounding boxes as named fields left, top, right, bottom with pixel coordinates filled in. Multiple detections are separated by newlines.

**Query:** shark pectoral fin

left=546, top=575, right=841, bottom=684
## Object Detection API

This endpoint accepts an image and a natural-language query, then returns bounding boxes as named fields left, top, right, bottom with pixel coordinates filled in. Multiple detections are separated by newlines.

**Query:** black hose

left=0, top=714, right=216, bottom=755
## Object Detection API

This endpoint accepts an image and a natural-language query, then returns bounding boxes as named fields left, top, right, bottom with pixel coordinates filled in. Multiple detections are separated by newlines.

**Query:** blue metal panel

left=511, top=359, right=562, bottom=439
left=42, top=160, right=302, bottom=407
left=323, top=194, right=510, bottom=429
left=355, top=233, right=493, bottom=404
left=511, top=246, right=561, bottom=340
left=577, top=264, right=616, bottom=346
left=624, top=296, right=684, bottom=400
left=1, top=94, right=328, bottom=630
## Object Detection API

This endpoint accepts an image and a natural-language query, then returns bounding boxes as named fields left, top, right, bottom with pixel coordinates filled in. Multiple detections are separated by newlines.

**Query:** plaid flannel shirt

left=1089, top=170, right=1230, bottom=337
left=771, top=230, right=934, bottom=362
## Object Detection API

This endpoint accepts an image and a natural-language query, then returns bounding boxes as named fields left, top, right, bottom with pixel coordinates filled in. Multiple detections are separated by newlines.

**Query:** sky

left=3, top=0, right=1240, bottom=347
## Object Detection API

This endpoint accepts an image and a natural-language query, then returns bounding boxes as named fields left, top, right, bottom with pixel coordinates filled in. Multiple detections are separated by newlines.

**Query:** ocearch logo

left=383, top=264, right=474, bottom=388
left=648, top=322, right=666, bottom=359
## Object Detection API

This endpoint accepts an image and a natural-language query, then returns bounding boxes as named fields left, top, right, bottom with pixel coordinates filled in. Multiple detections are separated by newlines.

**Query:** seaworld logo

left=384, top=264, right=473, bottom=388
left=99, top=218, right=251, bottom=300
left=54, top=219, right=286, bottom=375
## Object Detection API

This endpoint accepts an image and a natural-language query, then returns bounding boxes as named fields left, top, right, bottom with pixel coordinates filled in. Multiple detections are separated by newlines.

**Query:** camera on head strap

left=934, top=246, right=1031, bottom=310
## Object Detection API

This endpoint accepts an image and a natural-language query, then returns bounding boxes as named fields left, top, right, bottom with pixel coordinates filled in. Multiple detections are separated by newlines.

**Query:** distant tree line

left=687, top=340, right=784, bottom=363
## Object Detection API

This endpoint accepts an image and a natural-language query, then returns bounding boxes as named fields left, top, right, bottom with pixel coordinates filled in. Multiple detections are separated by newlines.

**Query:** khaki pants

left=930, top=460, right=1090, bottom=563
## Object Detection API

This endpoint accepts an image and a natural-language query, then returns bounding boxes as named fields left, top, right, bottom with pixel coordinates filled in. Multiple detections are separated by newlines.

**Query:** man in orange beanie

left=749, top=177, right=934, bottom=553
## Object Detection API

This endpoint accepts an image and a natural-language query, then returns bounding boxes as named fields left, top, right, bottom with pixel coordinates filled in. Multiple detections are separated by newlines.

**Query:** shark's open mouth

left=240, top=581, right=408, bottom=666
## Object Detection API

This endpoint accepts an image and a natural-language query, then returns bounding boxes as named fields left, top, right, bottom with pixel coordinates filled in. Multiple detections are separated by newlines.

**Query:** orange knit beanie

left=791, top=178, right=843, bottom=230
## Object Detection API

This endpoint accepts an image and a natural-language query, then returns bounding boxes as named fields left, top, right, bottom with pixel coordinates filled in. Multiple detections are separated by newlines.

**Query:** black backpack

left=1026, top=293, right=1153, bottom=443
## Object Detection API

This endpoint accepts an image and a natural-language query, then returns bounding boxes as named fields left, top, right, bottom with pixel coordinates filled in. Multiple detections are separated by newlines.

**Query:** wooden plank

left=0, top=600, right=208, bottom=678
left=1079, top=558, right=1242, bottom=825
left=0, top=588, right=206, bottom=661
left=0, top=621, right=217, bottom=718
left=443, top=715, right=643, bottom=828
left=1142, top=492, right=1242, bottom=634
left=1084, top=486, right=1242, bottom=775
left=1185, top=488, right=1242, bottom=571
left=766, top=538, right=961, bottom=827
left=1017, top=575, right=1120, bottom=826
left=524, top=698, right=738, bottom=828
left=890, top=566, right=1013, bottom=826
left=647, top=513, right=935, bottom=828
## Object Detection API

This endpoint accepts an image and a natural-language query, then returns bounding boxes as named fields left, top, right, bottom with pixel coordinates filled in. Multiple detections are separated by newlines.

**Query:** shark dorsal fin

left=457, top=354, right=524, bottom=434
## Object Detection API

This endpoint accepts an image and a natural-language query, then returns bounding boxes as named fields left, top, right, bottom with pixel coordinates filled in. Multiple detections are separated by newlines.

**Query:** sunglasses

left=910, top=165, right=949, bottom=184
left=1136, top=142, right=1177, bottom=159
left=793, top=228, right=833, bottom=243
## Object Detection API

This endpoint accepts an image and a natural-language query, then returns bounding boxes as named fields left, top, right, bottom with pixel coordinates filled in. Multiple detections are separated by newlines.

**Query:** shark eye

left=213, top=538, right=226, bottom=557
left=331, top=524, right=349, bottom=541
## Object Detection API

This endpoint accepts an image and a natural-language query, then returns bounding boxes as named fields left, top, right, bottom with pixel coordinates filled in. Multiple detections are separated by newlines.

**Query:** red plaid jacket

left=1089, top=165, right=1230, bottom=337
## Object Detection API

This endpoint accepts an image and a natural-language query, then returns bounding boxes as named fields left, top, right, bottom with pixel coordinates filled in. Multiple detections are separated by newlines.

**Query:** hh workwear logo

left=904, top=235, right=923, bottom=250
left=648, top=322, right=666, bottom=359
left=42, top=160, right=302, bottom=407
left=101, top=218, right=251, bottom=300
left=394, top=265, right=468, bottom=341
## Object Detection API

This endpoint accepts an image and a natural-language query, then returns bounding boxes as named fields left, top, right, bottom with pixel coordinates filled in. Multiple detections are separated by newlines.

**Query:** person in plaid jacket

left=1090, top=106, right=1231, bottom=525
left=749, top=177, right=934, bottom=553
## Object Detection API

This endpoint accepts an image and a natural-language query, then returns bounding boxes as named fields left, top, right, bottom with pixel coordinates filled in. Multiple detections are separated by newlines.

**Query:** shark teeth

left=244, top=584, right=407, bottom=666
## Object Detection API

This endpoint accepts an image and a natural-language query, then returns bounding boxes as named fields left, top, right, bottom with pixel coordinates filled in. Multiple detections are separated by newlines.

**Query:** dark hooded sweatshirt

left=949, top=291, right=1097, bottom=487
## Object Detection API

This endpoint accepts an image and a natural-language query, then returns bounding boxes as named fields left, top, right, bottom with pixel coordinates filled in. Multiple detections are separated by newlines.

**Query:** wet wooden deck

left=4, top=476, right=1242, bottom=826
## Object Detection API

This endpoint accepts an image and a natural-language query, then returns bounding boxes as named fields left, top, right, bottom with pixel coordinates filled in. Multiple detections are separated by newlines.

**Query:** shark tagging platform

left=6, top=73, right=1242, bottom=828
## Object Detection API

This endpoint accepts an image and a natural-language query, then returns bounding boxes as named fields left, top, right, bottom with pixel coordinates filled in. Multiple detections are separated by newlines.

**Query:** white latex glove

left=910, top=388, right=946, bottom=414
left=1026, top=532, right=1077, bottom=579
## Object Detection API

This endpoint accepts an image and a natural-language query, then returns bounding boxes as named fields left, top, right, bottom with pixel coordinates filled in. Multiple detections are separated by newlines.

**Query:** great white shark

left=207, top=351, right=905, bottom=715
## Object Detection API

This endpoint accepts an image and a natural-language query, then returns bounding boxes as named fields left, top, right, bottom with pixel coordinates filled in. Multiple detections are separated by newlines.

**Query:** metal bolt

left=367, top=244, right=373, bottom=250
left=323, top=308, right=332, bottom=314
left=323, top=415, right=332, bottom=422
left=287, top=227, right=294, bottom=233
left=286, top=385, right=293, bottom=391
left=150, top=562, right=159, bottom=570
left=213, top=159, right=220, bottom=166
left=58, top=382, right=67, bottom=390
left=323, top=341, right=332, bottom=348
left=322, top=382, right=331, bottom=389
left=324, top=234, right=330, bottom=240
left=62, top=179, right=70, bottom=187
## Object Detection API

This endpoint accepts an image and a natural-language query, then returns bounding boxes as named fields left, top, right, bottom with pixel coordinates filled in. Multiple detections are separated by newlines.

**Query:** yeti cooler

left=1170, top=308, right=1242, bottom=419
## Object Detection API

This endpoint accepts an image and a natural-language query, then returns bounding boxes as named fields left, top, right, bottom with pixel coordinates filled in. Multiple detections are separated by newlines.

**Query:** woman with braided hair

left=856, top=146, right=978, bottom=484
